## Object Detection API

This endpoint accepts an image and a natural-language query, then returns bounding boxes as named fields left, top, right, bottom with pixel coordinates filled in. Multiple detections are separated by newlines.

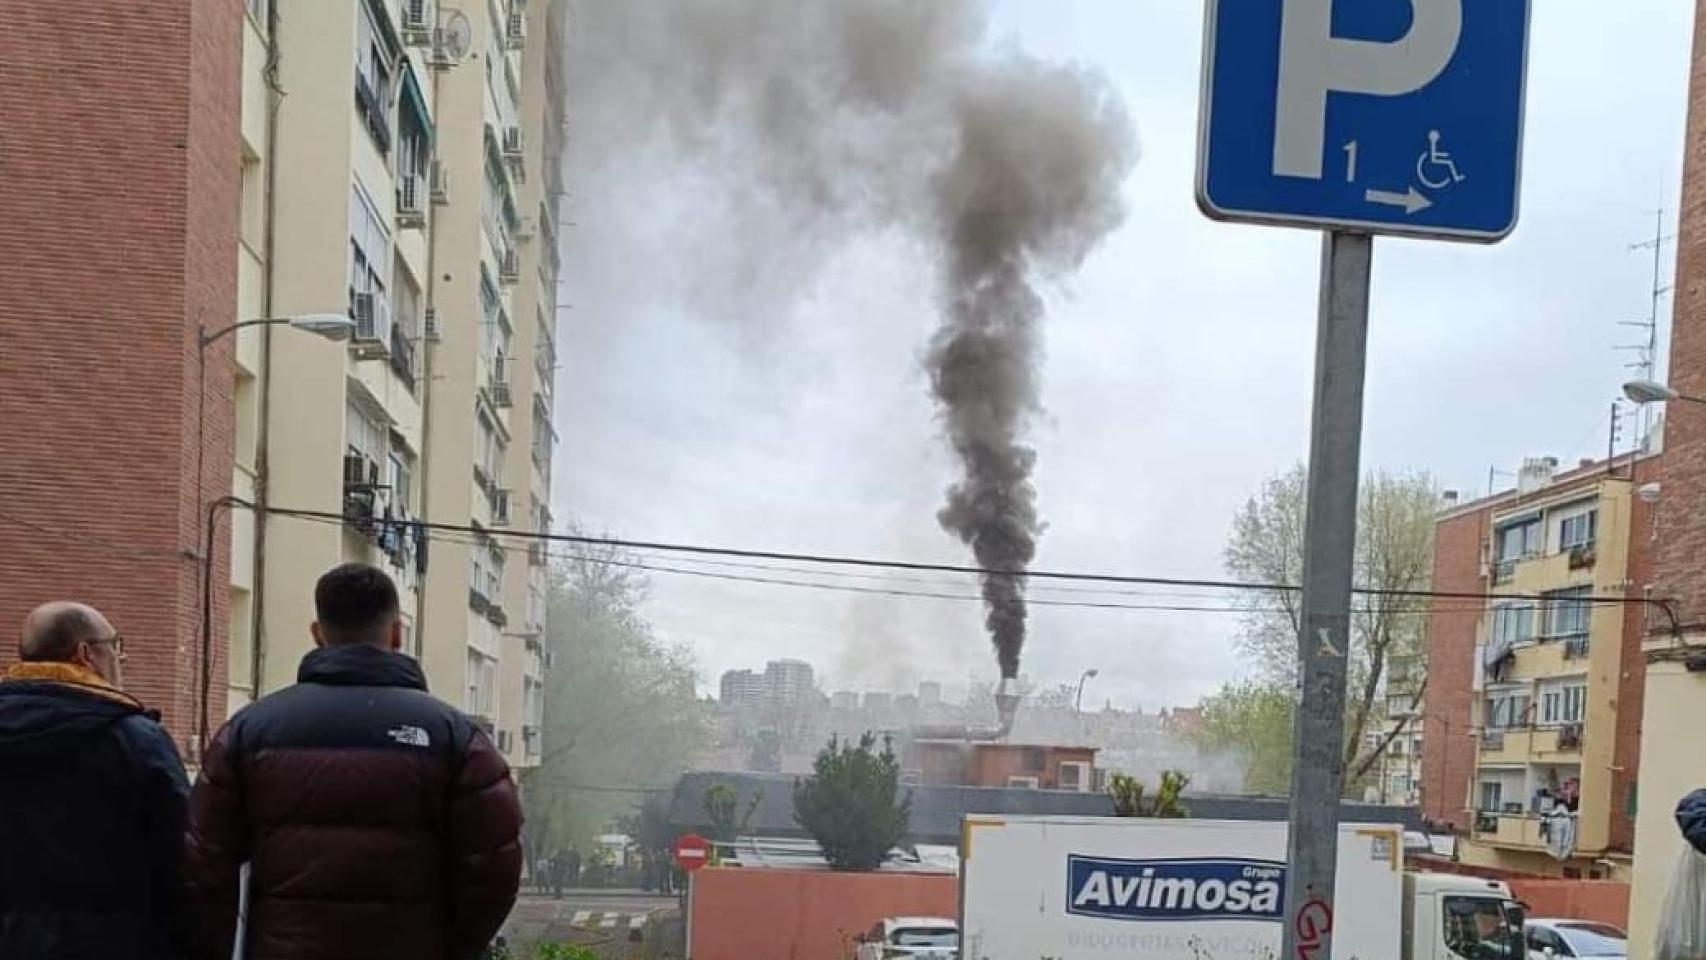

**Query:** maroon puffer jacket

left=184, top=644, right=522, bottom=960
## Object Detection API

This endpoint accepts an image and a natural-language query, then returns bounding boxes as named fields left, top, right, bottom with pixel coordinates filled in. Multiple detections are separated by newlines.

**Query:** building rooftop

left=669, top=770, right=1422, bottom=845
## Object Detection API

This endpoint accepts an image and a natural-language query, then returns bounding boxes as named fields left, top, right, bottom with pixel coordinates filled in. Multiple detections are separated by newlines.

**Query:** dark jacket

left=185, top=644, right=523, bottom=960
left=1677, top=788, right=1706, bottom=856
left=0, top=665, right=190, bottom=959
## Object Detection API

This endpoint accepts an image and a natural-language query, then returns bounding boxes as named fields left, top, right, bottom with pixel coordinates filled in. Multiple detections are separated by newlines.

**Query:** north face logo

left=388, top=725, right=430, bottom=748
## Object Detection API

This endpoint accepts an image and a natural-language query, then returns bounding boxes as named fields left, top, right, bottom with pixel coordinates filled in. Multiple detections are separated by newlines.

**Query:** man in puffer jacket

left=185, top=563, right=523, bottom=960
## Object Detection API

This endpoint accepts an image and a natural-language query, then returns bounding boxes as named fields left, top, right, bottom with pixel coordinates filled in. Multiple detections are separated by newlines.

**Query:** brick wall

left=0, top=0, right=241, bottom=754
left=1421, top=505, right=1488, bottom=830
left=1657, top=3, right=1706, bottom=626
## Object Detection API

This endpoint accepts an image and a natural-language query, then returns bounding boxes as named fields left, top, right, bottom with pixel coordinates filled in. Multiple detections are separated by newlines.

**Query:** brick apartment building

left=1420, top=453, right=1657, bottom=878
left=905, top=739, right=1100, bottom=792
left=1630, top=7, right=1706, bottom=948
left=0, top=2, right=243, bottom=757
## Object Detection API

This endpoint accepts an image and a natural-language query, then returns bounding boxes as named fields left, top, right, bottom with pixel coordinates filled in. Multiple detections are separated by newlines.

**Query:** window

left=531, top=397, right=554, bottom=473
left=391, top=266, right=420, bottom=389
left=487, top=541, right=505, bottom=600
left=1545, top=585, right=1592, bottom=638
left=355, top=0, right=395, bottom=154
left=1058, top=761, right=1091, bottom=793
left=1495, top=517, right=1542, bottom=562
left=349, top=184, right=390, bottom=321
left=397, top=70, right=432, bottom=182
left=482, top=153, right=513, bottom=254
left=1443, top=897, right=1524, bottom=960
left=466, top=649, right=496, bottom=718
left=476, top=411, right=502, bottom=485
left=1558, top=509, right=1597, bottom=552
left=387, top=443, right=414, bottom=514
left=1490, top=602, right=1535, bottom=647
left=1006, top=776, right=1039, bottom=789
left=1479, top=781, right=1503, bottom=812
left=1484, top=690, right=1530, bottom=730
left=1540, top=681, right=1587, bottom=726
left=345, top=401, right=384, bottom=466
left=469, top=540, right=490, bottom=599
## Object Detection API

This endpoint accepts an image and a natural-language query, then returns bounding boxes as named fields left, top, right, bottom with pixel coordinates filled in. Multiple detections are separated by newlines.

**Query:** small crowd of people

left=0, top=563, right=526, bottom=960
left=536, top=848, right=583, bottom=898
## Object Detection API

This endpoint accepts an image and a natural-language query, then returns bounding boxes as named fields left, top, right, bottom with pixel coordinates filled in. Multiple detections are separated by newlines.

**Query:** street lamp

left=195, top=313, right=354, bottom=753
left=1075, top=668, right=1100, bottom=714
left=1623, top=378, right=1706, bottom=406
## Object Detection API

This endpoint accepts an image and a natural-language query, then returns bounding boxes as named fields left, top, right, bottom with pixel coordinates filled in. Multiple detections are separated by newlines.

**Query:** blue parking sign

left=1197, top=0, right=1531, bottom=242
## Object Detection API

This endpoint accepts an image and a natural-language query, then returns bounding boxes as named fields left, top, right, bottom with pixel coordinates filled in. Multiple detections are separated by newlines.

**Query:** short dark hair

left=314, top=563, right=401, bottom=645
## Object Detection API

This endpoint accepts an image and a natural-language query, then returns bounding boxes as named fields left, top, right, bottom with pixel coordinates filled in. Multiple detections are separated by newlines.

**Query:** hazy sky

left=552, top=1, right=1693, bottom=708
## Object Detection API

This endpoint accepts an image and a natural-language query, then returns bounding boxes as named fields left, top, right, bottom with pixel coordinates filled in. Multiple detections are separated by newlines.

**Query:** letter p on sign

left=1273, top=0, right=1463, bottom=179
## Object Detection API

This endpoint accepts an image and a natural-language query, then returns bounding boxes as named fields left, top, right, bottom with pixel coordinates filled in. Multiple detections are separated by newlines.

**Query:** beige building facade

left=226, top=0, right=561, bottom=769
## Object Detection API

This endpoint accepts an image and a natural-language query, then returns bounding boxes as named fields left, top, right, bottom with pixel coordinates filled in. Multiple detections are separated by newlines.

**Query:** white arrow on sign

left=1364, top=187, right=1432, bottom=215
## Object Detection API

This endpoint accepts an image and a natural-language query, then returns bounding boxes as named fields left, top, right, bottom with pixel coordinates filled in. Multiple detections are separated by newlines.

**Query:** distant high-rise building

left=830, top=691, right=860, bottom=711
left=863, top=691, right=893, bottom=712
left=720, top=669, right=765, bottom=708
left=918, top=681, right=943, bottom=706
left=765, top=658, right=816, bottom=704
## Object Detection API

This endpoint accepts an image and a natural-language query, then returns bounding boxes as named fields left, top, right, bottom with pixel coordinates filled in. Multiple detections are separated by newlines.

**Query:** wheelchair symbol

left=1416, top=130, right=1466, bottom=190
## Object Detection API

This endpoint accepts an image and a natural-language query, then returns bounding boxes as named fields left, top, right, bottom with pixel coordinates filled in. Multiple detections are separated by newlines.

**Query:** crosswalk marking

left=570, top=910, right=592, bottom=927
left=630, top=915, right=647, bottom=930
left=599, top=914, right=618, bottom=929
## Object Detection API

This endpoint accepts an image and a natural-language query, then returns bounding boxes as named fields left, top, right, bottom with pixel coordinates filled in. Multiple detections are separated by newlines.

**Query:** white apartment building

left=226, top=0, right=562, bottom=770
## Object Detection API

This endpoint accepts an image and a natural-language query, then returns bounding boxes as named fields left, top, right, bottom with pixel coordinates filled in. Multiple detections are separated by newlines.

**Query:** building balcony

left=1474, top=812, right=1547, bottom=850
left=1479, top=724, right=1584, bottom=765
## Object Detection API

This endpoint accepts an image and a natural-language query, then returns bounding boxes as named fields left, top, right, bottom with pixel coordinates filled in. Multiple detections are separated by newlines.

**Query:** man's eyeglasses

left=86, top=634, right=125, bottom=656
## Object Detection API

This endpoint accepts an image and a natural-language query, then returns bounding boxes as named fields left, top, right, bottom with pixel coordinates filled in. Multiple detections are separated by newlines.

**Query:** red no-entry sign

left=674, top=833, right=711, bottom=872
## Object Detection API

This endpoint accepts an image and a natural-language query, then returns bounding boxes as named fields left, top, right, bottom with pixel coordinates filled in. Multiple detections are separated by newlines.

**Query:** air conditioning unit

left=343, top=453, right=370, bottom=487
left=429, top=160, right=450, bottom=204
left=502, top=125, right=524, bottom=160
left=397, top=173, right=426, bottom=227
left=492, top=488, right=513, bottom=526
left=505, top=9, right=526, bottom=49
left=401, top=0, right=433, bottom=42
left=349, top=292, right=392, bottom=359
left=499, top=247, right=521, bottom=283
left=422, top=307, right=442, bottom=341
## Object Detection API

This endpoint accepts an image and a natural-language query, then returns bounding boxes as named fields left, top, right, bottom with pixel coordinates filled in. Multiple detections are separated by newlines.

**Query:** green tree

left=521, top=533, right=711, bottom=857
left=701, top=782, right=762, bottom=843
left=1194, top=681, right=1296, bottom=795
left=793, top=734, right=912, bottom=871
left=1224, top=466, right=1435, bottom=779
left=1109, top=770, right=1190, bottom=817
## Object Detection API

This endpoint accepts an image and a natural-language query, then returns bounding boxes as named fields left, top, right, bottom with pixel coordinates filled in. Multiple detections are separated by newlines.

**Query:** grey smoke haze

left=564, top=0, right=1134, bottom=681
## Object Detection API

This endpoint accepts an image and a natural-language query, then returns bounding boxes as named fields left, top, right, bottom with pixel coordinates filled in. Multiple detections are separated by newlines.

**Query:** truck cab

left=1405, top=874, right=1528, bottom=960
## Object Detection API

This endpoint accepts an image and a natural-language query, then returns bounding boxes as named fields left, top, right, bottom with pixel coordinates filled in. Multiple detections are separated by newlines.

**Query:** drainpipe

left=248, top=0, right=285, bottom=701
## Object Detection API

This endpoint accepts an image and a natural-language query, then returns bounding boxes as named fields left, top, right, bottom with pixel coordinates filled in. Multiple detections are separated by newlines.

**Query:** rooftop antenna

left=1619, top=210, right=1672, bottom=446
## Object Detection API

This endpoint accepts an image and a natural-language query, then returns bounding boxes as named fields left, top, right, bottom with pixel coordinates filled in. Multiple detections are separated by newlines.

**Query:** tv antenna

left=1617, top=210, right=1672, bottom=446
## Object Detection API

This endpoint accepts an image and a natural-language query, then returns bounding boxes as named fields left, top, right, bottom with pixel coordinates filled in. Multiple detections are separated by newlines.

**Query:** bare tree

left=1224, top=466, right=1436, bottom=780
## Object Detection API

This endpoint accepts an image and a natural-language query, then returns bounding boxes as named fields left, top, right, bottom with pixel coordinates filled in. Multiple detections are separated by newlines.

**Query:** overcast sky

left=552, top=1, right=1693, bottom=708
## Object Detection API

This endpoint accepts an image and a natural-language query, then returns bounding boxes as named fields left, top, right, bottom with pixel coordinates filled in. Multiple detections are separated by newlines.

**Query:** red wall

left=1507, top=880, right=1630, bottom=928
left=688, top=869, right=958, bottom=960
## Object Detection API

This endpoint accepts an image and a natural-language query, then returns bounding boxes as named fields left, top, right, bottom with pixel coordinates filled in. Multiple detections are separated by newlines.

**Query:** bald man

left=0, top=602, right=190, bottom=959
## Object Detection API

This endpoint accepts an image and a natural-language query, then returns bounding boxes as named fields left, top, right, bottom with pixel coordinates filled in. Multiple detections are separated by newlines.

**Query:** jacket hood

left=1677, top=788, right=1706, bottom=856
left=298, top=643, right=429, bottom=691
left=0, top=675, right=144, bottom=760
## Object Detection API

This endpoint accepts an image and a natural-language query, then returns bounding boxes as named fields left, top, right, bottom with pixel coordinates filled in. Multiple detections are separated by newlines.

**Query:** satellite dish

left=437, top=9, right=473, bottom=65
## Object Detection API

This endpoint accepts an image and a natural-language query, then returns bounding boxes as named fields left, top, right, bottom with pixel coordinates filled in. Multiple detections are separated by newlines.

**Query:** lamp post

left=1624, top=379, right=1706, bottom=407
left=1074, top=668, right=1100, bottom=714
left=195, top=314, right=353, bottom=753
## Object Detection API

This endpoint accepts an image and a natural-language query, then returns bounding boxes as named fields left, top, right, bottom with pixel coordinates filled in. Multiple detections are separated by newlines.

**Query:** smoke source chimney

left=994, top=677, right=1021, bottom=736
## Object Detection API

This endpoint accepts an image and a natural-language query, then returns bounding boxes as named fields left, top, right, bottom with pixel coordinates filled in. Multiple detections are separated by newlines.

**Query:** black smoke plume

left=564, top=0, right=1135, bottom=680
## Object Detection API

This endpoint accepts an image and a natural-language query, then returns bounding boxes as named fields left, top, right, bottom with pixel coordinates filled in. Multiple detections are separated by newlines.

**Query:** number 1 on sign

left=1342, top=141, right=1359, bottom=183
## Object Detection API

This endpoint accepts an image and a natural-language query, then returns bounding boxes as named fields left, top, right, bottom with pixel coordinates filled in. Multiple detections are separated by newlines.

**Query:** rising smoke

left=564, top=0, right=1135, bottom=680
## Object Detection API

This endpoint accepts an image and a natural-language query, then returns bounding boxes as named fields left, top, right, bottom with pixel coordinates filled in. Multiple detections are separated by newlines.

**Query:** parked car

left=1525, top=919, right=1628, bottom=960
left=856, top=917, right=958, bottom=960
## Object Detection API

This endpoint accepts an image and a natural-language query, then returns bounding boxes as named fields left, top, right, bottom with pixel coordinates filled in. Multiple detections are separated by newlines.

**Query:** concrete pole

left=1280, top=230, right=1372, bottom=960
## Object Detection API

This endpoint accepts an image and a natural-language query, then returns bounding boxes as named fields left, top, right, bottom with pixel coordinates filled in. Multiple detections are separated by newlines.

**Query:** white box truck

left=959, top=816, right=1525, bottom=960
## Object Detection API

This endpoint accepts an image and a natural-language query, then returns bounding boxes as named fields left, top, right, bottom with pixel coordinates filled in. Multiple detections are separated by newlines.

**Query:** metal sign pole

left=1280, top=229, right=1373, bottom=960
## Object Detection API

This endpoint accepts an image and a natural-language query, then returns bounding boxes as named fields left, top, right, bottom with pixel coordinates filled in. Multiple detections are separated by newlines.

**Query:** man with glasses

left=0, top=601, right=190, bottom=958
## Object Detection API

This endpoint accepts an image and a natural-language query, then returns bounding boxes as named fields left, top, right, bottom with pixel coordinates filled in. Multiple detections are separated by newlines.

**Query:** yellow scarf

left=4, top=661, right=143, bottom=709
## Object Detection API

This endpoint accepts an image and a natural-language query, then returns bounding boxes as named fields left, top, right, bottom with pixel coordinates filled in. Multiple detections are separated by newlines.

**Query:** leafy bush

left=1109, top=770, right=1190, bottom=818
left=793, top=733, right=911, bottom=871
